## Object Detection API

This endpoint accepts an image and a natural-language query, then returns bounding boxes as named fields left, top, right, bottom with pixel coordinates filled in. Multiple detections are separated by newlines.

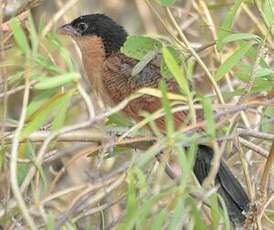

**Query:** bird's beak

left=57, top=23, right=79, bottom=36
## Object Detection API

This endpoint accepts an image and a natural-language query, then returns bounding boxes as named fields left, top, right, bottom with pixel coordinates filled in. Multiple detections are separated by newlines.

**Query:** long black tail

left=193, top=145, right=250, bottom=226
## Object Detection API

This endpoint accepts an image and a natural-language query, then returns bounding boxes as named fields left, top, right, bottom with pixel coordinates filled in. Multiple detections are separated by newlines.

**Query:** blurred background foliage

left=0, top=0, right=274, bottom=229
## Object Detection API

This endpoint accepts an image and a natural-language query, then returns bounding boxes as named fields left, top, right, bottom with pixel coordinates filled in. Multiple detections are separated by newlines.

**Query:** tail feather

left=193, top=145, right=250, bottom=226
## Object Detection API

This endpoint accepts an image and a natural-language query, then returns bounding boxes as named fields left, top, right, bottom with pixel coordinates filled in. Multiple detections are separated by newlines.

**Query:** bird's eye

left=78, top=22, right=88, bottom=32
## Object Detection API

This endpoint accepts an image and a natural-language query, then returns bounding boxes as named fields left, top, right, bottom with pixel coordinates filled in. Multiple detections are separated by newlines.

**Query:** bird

left=58, top=13, right=250, bottom=226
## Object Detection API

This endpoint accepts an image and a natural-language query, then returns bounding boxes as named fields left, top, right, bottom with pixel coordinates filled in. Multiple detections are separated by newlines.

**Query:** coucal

left=58, top=14, right=250, bottom=226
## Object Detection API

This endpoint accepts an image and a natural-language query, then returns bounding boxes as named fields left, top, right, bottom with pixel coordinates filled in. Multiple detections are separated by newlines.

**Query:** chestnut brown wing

left=103, top=53, right=187, bottom=129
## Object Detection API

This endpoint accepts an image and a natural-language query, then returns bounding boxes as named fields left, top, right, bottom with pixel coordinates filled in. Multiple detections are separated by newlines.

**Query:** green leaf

left=210, top=194, right=221, bottom=230
left=263, top=0, right=274, bottom=25
left=169, top=196, right=184, bottom=230
left=51, top=90, right=73, bottom=130
left=21, top=93, right=71, bottom=139
left=132, top=50, right=158, bottom=76
left=35, top=55, right=65, bottom=74
left=221, top=33, right=261, bottom=44
left=121, top=171, right=138, bottom=230
left=160, top=81, right=174, bottom=139
left=47, top=212, right=55, bottom=230
left=202, top=97, right=215, bottom=138
left=254, top=68, right=274, bottom=78
left=188, top=197, right=206, bottom=230
left=17, top=142, right=33, bottom=185
left=10, top=17, right=30, bottom=55
left=162, top=47, right=190, bottom=96
left=0, top=147, right=6, bottom=171
left=34, top=73, right=80, bottom=90
left=121, top=35, right=162, bottom=60
left=26, top=89, right=59, bottom=118
left=107, top=112, right=132, bottom=126
left=160, top=46, right=182, bottom=79
left=27, top=12, right=39, bottom=57
left=175, top=139, right=198, bottom=188
left=261, top=106, right=274, bottom=132
left=215, top=41, right=256, bottom=81
left=155, top=0, right=176, bottom=6
left=217, top=0, right=242, bottom=51
left=217, top=194, right=230, bottom=230
left=151, top=209, right=166, bottom=230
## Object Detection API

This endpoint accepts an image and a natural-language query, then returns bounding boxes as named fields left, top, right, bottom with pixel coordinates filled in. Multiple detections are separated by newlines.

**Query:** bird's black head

left=58, top=14, right=128, bottom=55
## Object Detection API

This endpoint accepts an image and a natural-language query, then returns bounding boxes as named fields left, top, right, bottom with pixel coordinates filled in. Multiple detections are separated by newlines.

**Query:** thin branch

left=55, top=173, right=126, bottom=229
left=239, top=138, right=269, bottom=158
left=9, top=67, right=37, bottom=229
left=4, top=129, right=107, bottom=143
left=41, top=0, right=79, bottom=37
left=260, top=142, right=274, bottom=199
left=20, top=84, right=133, bottom=193
left=0, top=80, right=36, bottom=100
left=165, top=7, right=225, bottom=104
left=2, top=0, right=42, bottom=22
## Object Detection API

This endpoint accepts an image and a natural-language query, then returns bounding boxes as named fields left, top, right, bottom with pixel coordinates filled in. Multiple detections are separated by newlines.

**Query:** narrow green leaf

left=155, top=0, right=176, bottom=7
left=17, top=142, right=33, bottom=185
left=10, top=17, right=30, bottom=55
left=160, top=46, right=182, bottom=79
left=162, top=47, right=190, bottom=96
left=263, top=0, right=274, bottom=25
left=169, top=196, right=184, bottom=230
left=202, top=97, right=215, bottom=138
left=131, top=50, right=158, bottom=76
left=151, top=209, right=166, bottom=230
left=222, top=33, right=261, bottom=44
left=160, top=81, right=174, bottom=140
left=34, top=73, right=80, bottom=90
left=217, top=194, right=231, bottom=230
left=120, top=171, right=138, bottom=230
left=47, top=212, right=55, bottom=230
left=215, top=41, right=255, bottom=81
left=107, top=112, right=132, bottom=126
left=127, top=171, right=137, bottom=219
left=21, top=93, right=70, bottom=139
left=210, top=194, right=221, bottom=230
left=51, top=91, right=73, bottom=130
left=27, top=12, right=39, bottom=57
left=26, top=89, right=59, bottom=118
left=254, top=68, right=274, bottom=78
left=261, top=106, right=274, bottom=132
left=217, top=0, right=242, bottom=50
left=35, top=56, right=65, bottom=74
left=188, top=197, right=206, bottom=230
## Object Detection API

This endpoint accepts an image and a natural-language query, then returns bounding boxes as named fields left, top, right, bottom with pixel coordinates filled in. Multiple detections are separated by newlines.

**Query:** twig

left=237, top=128, right=274, bottom=141
left=257, top=193, right=274, bottom=228
left=55, top=173, right=126, bottom=229
left=9, top=66, right=37, bottom=229
left=72, top=195, right=125, bottom=222
left=0, top=80, right=36, bottom=99
left=239, top=138, right=269, bottom=158
left=41, top=0, right=79, bottom=37
left=20, top=84, right=133, bottom=193
left=4, top=129, right=107, bottom=143
left=235, top=138, right=253, bottom=201
left=165, top=7, right=225, bottom=105
left=20, top=83, right=95, bottom=192
left=260, top=142, right=274, bottom=200
left=254, top=0, right=274, bottom=38
left=2, top=0, right=42, bottom=22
